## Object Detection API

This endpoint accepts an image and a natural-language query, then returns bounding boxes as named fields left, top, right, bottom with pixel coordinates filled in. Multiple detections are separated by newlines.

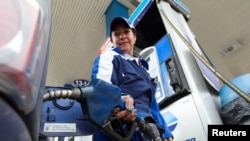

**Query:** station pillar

left=105, top=0, right=129, bottom=37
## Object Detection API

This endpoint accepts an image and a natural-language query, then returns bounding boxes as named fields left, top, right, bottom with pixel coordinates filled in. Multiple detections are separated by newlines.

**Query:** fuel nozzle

left=137, top=118, right=162, bottom=141
left=143, top=123, right=162, bottom=141
left=42, top=78, right=126, bottom=130
left=42, top=79, right=161, bottom=141
left=43, top=84, right=94, bottom=102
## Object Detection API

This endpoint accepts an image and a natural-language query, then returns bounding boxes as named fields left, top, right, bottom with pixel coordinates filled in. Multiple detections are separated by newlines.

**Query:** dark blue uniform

left=91, top=47, right=173, bottom=140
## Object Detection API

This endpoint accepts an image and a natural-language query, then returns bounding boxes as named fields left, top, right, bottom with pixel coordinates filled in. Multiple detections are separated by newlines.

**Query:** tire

left=0, top=97, right=32, bottom=141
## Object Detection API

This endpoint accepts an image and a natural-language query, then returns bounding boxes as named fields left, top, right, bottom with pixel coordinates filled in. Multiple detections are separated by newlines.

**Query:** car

left=0, top=0, right=52, bottom=140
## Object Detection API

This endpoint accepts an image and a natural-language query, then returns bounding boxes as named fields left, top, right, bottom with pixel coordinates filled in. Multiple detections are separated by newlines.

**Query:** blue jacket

left=91, top=47, right=173, bottom=140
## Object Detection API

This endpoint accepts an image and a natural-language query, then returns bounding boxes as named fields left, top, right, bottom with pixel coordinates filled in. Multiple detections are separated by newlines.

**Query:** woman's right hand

left=112, top=95, right=136, bottom=122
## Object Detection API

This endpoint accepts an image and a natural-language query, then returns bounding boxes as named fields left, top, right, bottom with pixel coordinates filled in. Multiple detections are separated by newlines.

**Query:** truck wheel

left=0, top=97, right=32, bottom=141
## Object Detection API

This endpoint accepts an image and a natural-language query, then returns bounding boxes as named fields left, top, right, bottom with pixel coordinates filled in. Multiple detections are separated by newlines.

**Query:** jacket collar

left=112, top=47, right=149, bottom=70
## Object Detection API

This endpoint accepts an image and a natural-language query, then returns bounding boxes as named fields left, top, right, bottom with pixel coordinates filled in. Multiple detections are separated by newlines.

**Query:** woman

left=91, top=16, right=173, bottom=141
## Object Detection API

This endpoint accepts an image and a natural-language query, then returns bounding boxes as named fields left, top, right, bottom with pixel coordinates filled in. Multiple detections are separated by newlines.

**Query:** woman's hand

left=112, top=95, right=136, bottom=122
left=164, top=137, right=173, bottom=141
left=121, top=95, right=134, bottom=111
left=115, top=109, right=136, bottom=122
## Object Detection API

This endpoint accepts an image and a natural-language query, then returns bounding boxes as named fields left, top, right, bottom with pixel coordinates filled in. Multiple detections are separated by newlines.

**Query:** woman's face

left=111, top=23, right=136, bottom=55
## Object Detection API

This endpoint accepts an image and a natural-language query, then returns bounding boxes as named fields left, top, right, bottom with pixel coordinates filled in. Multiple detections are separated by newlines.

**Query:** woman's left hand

left=112, top=95, right=136, bottom=122
left=115, top=109, right=136, bottom=122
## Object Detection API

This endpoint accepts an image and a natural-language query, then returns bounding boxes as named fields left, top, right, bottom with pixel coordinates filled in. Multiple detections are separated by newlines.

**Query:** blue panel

left=219, top=73, right=250, bottom=107
left=105, top=0, right=129, bottom=37
left=162, top=111, right=178, bottom=132
left=160, top=63, right=174, bottom=97
left=128, top=0, right=153, bottom=26
left=155, top=35, right=175, bottom=99
left=155, top=35, right=172, bottom=63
